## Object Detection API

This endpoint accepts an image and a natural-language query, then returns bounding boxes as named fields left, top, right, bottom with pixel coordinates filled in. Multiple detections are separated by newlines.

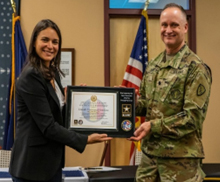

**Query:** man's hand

left=128, top=121, right=151, bottom=141
left=87, top=133, right=112, bottom=144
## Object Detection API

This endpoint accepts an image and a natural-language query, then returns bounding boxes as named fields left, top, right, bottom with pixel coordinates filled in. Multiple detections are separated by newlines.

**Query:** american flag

left=121, top=10, right=149, bottom=165
left=122, top=10, right=149, bottom=89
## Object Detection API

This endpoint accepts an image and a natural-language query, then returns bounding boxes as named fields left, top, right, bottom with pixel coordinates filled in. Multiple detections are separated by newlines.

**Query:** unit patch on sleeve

left=197, top=84, right=206, bottom=96
left=191, top=73, right=210, bottom=109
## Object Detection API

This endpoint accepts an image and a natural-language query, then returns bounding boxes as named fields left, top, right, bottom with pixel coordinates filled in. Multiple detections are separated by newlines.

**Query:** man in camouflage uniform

left=129, top=3, right=212, bottom=182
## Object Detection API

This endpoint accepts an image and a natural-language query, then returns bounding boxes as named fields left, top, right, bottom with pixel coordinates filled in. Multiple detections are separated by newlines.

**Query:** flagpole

left=124, top=0, right=150, bottom=165
left=10, top=0, right=18, bottom=140
left=143, top=0, right=150, bottom=63
left=10, top=0, right=17, bottom=17
left=144, top=0, right=150, bottom=11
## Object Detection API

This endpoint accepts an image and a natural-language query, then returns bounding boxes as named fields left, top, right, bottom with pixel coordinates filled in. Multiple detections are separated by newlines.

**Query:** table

left=88, top=166, right=137, bottom=182
left=0, top=167, right=88, bottom=182
left=1, top=164, right=219, bottom=182
left=88, top=164, right=220, bottom=182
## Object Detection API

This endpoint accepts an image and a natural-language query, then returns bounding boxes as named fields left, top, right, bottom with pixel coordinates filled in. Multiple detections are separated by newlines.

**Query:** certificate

left=65, top=86, right=135, bottom=138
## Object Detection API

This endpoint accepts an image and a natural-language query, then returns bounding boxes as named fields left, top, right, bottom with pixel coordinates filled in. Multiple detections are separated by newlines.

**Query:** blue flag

left=3, top=14, right=27, bottom=150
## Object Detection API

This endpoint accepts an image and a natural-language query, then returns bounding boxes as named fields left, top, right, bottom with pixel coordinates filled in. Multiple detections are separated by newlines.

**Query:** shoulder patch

left=197, top=84, right=206, bottom=96
left=191, top=73, right=210, bottom=109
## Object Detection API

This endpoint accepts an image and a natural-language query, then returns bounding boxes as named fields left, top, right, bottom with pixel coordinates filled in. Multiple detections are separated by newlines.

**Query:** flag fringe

left=9, top=14, right=20, bottom=114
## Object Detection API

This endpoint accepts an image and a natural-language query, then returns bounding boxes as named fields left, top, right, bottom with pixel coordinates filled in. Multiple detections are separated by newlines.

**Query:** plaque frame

left=65, top=86, right=135, bottom=138
left=60, top=48, right=74, bottom=87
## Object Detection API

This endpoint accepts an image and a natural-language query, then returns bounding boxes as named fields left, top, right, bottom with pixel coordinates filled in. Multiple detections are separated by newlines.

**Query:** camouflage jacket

left=136, top=45, right=212, bottom=158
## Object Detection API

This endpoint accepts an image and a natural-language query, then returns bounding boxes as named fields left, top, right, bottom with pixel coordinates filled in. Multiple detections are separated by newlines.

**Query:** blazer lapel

left=55, top=72, right=64, bottom=95
left=46, top=81, right=60, bottom=110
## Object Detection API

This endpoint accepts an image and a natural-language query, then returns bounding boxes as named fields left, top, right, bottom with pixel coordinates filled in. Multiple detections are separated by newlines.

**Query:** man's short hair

left=162, top=3, right=187, bottom=20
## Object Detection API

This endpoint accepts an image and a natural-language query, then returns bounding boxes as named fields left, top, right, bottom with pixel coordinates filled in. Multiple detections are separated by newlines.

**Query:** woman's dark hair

left=28, top=19, right=64, bottom=80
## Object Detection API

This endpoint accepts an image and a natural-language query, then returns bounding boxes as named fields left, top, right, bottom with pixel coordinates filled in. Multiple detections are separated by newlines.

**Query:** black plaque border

left=65, top=86, right=135, bottom=138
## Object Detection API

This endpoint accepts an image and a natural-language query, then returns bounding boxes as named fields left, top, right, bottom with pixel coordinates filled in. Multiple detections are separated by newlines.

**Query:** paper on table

left=80, top=166, right=122, bottom=173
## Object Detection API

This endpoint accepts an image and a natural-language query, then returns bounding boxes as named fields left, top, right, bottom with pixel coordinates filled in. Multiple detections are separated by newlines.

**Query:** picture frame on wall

left=60, top=48, right=74, bottom=87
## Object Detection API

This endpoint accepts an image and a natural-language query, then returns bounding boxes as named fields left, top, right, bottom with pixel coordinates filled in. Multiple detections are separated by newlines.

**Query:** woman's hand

left=64, top=87, right=67, bottom=103
left=80, top=83, right=87, bottom=86
left=114, top=85, right=126, bottom=88
left=87, top=133, right=112, bottom=144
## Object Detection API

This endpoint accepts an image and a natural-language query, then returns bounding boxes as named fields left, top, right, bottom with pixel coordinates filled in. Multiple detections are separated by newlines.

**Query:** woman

left=9, top=19, right=112, bottom=182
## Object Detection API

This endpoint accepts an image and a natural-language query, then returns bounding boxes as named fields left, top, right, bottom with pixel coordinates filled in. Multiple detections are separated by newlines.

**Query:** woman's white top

left=54, top=80, right=65, bottom=111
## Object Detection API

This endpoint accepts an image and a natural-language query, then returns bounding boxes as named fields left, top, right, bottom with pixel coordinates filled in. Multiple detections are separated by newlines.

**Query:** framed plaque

left=65, top=86, right=135, bottom=138
left=60, top=48, right=74, bottom=87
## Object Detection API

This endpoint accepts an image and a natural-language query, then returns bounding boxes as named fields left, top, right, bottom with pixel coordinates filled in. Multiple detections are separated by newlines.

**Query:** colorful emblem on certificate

left=121, top=120, right=132, bottom=131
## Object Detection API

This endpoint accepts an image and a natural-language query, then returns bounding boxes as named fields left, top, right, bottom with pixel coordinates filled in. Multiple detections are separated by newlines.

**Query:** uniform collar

left=157, top=44, right=188, bottom=69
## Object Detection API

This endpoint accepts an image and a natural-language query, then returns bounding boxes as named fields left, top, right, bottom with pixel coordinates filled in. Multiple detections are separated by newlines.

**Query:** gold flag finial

left=144, top=0, right=150, bottom=11
left=10, top=0, right=17, bottom=15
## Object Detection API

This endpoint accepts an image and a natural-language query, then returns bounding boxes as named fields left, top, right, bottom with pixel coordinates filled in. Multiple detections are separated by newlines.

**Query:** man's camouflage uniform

left=135, top=45, right=212, bottom=182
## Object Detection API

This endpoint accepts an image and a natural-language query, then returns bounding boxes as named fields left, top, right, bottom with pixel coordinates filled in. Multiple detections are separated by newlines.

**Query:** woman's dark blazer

left=9, top=65, right=88, bottom=181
